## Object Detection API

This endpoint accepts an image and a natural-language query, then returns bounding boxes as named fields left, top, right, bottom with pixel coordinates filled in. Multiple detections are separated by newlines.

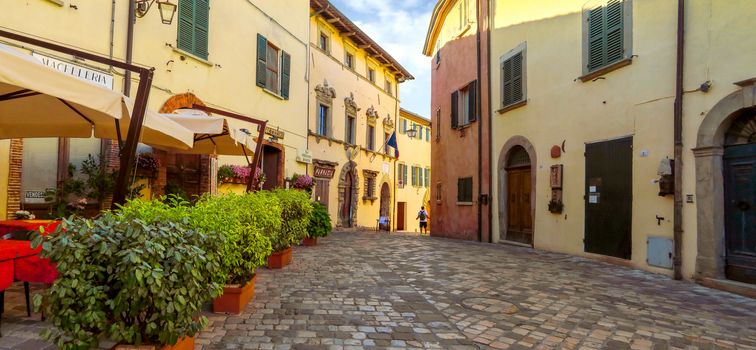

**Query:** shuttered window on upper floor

left=178, top=0, right=209, bottom=60
left=500, top=42, right=526, bottom=112
left=583, top=0, right=632, bottom=75
left=256, top=34, right=291, bottom=100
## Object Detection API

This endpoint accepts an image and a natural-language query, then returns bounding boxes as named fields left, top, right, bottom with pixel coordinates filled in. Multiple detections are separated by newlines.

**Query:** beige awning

left=163, top=109, right=257, bottom=156
left=0, top=43, right=193, bottom=149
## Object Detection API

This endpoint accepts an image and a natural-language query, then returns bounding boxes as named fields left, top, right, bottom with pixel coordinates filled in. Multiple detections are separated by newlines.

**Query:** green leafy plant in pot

left=31, top=201, right=225, bottom=350
left=267, top=189, right=312, bottom=268
left=191, top=193, right=275, bottom=314
left=303, top=202, right=332, bottom=246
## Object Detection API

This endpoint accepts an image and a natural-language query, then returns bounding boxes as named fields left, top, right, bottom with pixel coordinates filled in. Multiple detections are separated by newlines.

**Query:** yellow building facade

left=395, top=109, right=432, bottom=232
left=307, top=0, right=413, bottom=230
left=0, top=0, right=311, bottom=214
left=489, top=0, right=756, bottom=284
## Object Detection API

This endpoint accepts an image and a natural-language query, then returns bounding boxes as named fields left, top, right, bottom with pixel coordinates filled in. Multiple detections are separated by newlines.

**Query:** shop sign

left=33, top=52, right=114, bottom=89
left=296, top=149, right=313, bottom=164
left=313, top=165, right=335, bottom=179
left=265, top=126, right=285, bottom=140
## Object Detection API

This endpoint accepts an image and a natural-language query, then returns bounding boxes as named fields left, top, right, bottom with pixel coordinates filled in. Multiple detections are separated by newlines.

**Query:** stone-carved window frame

left=344, top=92, right=360, bottom=145
left=315, top=80, right=336, bottom=138
left=362, top=169, right=379, bottom=201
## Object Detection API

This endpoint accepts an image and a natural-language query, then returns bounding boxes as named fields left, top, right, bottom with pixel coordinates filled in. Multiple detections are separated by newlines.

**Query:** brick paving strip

left=1, top=231, right=755, bottom=350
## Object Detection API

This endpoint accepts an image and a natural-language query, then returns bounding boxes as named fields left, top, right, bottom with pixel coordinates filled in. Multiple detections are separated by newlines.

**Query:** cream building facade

left=395, top=109, right=432, bottom=232
left=489, top=0, right=756, bottom=286
left=0, top=0, right=311, bottom=216
left=307, top=0, right=413, bottom=230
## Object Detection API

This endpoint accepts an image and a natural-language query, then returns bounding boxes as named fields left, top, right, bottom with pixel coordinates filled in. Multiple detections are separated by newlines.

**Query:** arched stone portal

left=497, top=136, right=537, bottom=246
left=337, top=161, right=359, bottom=228
left=694, top=84, right=756, bottom=283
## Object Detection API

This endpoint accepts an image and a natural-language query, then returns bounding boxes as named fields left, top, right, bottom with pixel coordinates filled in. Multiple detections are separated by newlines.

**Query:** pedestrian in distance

left=416, top=206, right=429, bottom=234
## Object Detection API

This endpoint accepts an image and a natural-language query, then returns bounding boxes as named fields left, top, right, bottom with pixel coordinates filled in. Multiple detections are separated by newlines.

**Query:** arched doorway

left=505, top=146, right=533, bottom=245
left=498, top=136, right=537, bottom=246
left=722, top=110, right=756, bottom=283
left=695, top=84, right=756, bottom=284
left=379, top=182, right=391, bottom=231
left=337, top=161, right=359, bottom=228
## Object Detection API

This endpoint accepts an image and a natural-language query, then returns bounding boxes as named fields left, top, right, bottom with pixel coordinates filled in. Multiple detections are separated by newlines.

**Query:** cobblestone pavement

left=201, top=232, right=756, bottom=350
left=1, top=232, right=754, bottom=349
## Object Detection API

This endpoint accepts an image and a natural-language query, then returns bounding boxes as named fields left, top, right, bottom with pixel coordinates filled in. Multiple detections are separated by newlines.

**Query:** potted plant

left=290, top=174, right=315, bottom=194
left=217, top=164, right=235, bottom=184
left=267, top=190, right=313, bottom=268
left=31, top=202, right=225, bottom=350
left=189, top=193, right=275, bottom=314
left=303, top=202, right=332, bottom=246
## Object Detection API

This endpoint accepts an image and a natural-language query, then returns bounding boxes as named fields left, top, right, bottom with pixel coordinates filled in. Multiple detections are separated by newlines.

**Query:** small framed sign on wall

left=550, top=164, right=563, bottom=189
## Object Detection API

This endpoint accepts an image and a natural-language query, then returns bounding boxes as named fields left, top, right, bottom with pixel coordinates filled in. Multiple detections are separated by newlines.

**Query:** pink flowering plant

left=290, top=174, right=314, bottom=192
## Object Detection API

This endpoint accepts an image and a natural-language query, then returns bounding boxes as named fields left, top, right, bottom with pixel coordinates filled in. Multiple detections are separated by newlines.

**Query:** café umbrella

left=0, top=42, right=193, bottom=150
left=162, top=109, right=257, bottom=156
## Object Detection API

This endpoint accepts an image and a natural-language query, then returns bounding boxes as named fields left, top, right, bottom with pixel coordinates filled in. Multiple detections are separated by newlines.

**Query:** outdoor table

left=0, top=220, right=60, bottom=336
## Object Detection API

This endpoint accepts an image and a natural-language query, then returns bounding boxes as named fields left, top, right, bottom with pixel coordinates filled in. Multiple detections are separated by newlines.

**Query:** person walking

left=416, top=206, right=430, bottom=234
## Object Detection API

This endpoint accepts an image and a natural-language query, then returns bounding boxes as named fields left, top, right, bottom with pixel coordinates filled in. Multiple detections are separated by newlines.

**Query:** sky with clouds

left=329, top=0, right=434, bottom=119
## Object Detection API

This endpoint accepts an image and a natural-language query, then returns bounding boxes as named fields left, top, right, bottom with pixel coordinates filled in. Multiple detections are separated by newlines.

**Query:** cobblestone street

left=200, top=232, right=756, bottom=350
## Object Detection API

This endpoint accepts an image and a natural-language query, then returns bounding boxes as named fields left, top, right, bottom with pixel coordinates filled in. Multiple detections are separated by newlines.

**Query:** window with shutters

left=451, top=80, right=477, bottom=129
left=385, top=79, right=393, bottom=96
left=368, top=67, right=376, bottom=83
left=499, top=42, right=527, bottom=113
left=177, top=0, right=209, bottom=60
left=256, top=34, right=291, bottom=99
left=397, top=163, right=408, bottom=188
left=457, top=177, right=473, bottom=204
left=319, top=32, right=330, bottom=53
left=345, top=52, right=355, bottom=70
left=581, top=0, right=632, bottom=78
left=425, top=168, right=430, bottom=188
left=345, top=111, right=356, bottom=145
left=317, top=103, right=330, bottom=136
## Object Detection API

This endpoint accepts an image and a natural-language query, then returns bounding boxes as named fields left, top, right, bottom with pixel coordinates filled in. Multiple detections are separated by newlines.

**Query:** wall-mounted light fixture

left=135, top=0, right=177, bottom=25
left=406, top=128, right=417, bottom=138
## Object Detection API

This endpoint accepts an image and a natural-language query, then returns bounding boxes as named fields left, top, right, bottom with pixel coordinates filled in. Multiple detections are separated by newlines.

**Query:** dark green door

left=585, top=137, right=633, bottom=259
left=724, top=143, right=756, bottom=284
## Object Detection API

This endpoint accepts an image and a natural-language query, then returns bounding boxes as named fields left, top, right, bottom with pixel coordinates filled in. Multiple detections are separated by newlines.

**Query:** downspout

left=673, top=0, right=685, bottom=280
left=475, top=0, right=483, bottom=242
left=486, top=0, right=493, bottom=243
left=124, top=0, right=135, bottom=98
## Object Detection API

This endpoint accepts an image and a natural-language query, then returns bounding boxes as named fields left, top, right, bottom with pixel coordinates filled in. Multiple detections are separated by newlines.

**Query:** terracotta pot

left=302, top=237, right=317, bottom=246
left=212, top=275, right=257, bottom=314
left=112, top=336, right=195, bottom=350
left=268, top=247, right=293, bottom=269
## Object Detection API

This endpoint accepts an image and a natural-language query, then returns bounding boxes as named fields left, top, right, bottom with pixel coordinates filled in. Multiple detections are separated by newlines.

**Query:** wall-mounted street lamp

left=406, top=128, right=417, bottom=138
left=135, top=0, right=178, bottom=25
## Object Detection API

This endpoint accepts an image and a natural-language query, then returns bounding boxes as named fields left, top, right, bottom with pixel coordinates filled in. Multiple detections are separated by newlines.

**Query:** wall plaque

left=313, top=165, right=335, bottom=179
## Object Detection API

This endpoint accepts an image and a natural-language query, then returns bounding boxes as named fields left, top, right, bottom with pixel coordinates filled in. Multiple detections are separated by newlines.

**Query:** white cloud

left=330, top=0, right=433, bottom=118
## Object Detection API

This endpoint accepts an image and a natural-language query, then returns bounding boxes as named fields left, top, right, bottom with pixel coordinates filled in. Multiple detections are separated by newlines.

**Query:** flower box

left=112, top=336, right=195, bottom=350
left=212, top=275, right=257, bottom=314
left=267, top=247, right=292, bottom=269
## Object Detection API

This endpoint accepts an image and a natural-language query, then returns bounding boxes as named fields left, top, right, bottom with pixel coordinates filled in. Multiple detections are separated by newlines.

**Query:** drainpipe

left=475, top=0, right=483, bottom=242
left=124, top=0, right=135, bottom=98
left=673, top=0, right=685, bottom=280
left=486, top=0, right=493, bottom=244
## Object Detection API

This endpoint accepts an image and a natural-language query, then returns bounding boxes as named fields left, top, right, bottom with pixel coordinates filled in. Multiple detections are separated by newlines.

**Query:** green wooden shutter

left=281, top=51, right=291, bottom=99
left=177, top=0, right=194, bottom=54
left=587, top=5, right=606, bottom=71
left=587, top=0, right=624, bottom=72
left=468, top=80, right=477, bottom=122
left=451, top=91, right=459, bottom=129
left=403, top=165, right=408, bottom=187
left=193, top=0, right=209, bottom=60
left=511, top=52, right=523, bottom=103
left=256, top=34, right=267, bottom=88
left=605, top=0, right=624, bottom=64
left=425, top=168, right=429, bottom=187
left=502, top=58, right=513, bottom=106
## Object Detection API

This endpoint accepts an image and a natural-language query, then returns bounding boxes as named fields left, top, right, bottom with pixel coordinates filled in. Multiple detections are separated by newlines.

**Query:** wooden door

left=340, top=172, right=353, bottom=227
left=724, top=143, right=756, bottom=284
left=166, top=154, right=202, bottom=199
left=585, top=137, right=633, bottom=260
left=262, top=146, right=281, bottom=190
left=506, top=167, right=532, bottom=245
left=314, top=178, right=330, bottom=207
left=397, top=202, right=406, bottom=230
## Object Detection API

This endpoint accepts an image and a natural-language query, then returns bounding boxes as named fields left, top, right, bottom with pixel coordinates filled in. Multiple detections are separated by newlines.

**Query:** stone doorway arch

left=337, top=161, right=359, bottom=228
left=694, top=84, right=756, bottom=281
left=497, top=136, right=537, bottom=246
